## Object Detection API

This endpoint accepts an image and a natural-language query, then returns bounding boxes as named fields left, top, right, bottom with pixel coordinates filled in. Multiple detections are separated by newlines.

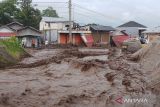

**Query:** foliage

left=15, top=0, right=42, bottom=29
left=0, top=36, right=24, bottom=59
left=0, top=0, right=20, bottom=25
left=42, top=7, right=59, bottom=17
left=0, top=0, right=42, bottom=29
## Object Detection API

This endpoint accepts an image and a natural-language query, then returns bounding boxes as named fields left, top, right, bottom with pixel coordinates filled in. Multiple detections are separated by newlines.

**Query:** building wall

left=44, top=30, right=58, bottom=42
left=117, top=27, right=144, bottom=37
left=73, top=34, right=83, bottom=45
left=0, top=28, right=14, bottom=33
left=59, top=33, right=83, bottom=45
left=92, top=31, right=110, bottom=44
left=0, top=27, right=16, bottom=39
left=40, top=21, right=73, bottom=31
left=60, top=33, right=68, bottom=44
left=40, top=21, right=74, bottom=42
left=21, top=37, right=38, bottom=48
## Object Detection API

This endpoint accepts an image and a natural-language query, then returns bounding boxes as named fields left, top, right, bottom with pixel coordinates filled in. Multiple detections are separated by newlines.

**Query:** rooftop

left=118, top=21, right=147, bottom=28
left=90, top=25, right=115, bottom=31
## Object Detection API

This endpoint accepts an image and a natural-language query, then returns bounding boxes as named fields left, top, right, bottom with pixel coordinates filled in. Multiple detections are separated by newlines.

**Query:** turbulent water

left=0, top=48, right=159, bottom=107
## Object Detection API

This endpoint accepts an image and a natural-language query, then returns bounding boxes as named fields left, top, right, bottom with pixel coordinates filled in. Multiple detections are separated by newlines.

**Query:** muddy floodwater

left=0, top=48, right=159, bottom=107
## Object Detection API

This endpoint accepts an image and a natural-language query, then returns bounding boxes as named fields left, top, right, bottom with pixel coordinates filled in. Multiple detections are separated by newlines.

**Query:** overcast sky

left=31, top=0, right=160, bottom=27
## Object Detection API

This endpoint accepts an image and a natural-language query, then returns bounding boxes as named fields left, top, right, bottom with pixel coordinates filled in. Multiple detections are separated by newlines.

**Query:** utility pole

left=69, top=0, right=72, bottom=44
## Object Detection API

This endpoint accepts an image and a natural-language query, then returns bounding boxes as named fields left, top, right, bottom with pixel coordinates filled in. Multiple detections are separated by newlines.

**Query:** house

left=143, top=26, right=160, bottom=42
left=39, top=17, right=74, bottom=43
left=7, top=22, right=24, bottom=31
left=0, top=26, right=16, bottom=39
left=0, top=22, right=24, bottom=39
left=0, top=22, right=42, bottom=48
left=89, top=25, right=115, bottom=44
left=117, top=21, right=147, bottom=37
left=58, top=30, right=93, bottom=47
left=17, top=26, right=42, bottom=48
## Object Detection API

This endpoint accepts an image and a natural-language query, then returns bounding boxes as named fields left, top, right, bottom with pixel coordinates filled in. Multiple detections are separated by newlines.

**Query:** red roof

left=0, top=32, right=16, bottom=37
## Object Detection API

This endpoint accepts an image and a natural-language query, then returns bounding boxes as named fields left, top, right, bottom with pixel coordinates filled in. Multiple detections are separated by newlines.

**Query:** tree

left=15, top=0, right=42, bottom=29
left=0, top=0, right=20, bottom=25
left=42, top=7, right=59, bottom=17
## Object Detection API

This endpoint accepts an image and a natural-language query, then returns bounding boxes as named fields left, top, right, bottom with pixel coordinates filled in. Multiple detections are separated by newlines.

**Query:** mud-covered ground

left=0, top=48, right=159, bottom=107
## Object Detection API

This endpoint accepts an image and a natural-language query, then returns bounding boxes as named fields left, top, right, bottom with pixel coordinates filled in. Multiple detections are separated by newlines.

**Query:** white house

left=39, top=17, right=74, bottom=43
left=117, top=21, right=147, bottom=37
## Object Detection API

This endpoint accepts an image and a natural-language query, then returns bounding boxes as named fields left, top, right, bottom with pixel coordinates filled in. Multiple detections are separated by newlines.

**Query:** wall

left=92, top=31, right=110, bottom=44
left=40, top=21, right=73, bottom=31
left=117, top=27, right=142, bottom=37
left=44, top=30, right=58, bottom=42
left=59, top=33, right=83, bottom=45
left=0, top=27, right=16, bottom=39
left=0, top=28, right=14, bottom=33
left=21, top=37, right=38, bottom=48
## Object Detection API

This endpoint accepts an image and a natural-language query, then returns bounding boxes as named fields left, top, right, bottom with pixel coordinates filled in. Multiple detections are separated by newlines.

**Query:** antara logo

left=115, top=97, right=148, bottom=104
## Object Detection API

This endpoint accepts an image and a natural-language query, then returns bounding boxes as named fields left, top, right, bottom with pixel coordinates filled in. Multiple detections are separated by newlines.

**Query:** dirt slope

left=0, top=47, right=17, bottom=68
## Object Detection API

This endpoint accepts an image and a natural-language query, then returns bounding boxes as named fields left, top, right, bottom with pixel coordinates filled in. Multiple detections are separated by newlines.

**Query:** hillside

left=0, top=37, right=26, bottom=68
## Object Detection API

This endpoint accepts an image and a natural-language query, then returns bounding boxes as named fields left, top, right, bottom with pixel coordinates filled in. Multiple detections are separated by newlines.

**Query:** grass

left=0, top=37, right=24, bottom=60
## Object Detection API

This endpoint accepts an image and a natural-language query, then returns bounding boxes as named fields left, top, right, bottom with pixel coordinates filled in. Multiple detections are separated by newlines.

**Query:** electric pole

left=69, top=0, right=72, bottom=44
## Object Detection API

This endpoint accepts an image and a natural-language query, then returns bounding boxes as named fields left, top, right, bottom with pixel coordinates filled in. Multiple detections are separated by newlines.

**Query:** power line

left=74, top=12, right=98, bottom=22
left=32, top=2, right=68, bottom=4
left=73, top=3, right=117, bottom=20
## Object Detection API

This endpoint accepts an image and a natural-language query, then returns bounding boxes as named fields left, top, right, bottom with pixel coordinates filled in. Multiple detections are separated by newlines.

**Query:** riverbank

left=0, top=37, right=28, bottom=68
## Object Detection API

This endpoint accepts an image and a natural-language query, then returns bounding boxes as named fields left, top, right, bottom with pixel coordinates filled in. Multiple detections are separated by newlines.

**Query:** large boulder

left=123, top=39, right=142, bottom=53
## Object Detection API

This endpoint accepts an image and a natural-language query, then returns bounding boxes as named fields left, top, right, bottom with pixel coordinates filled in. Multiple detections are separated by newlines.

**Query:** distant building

left=0, top=22, right=42, bottom=48
left=7, top=22, right=24, bottom=31
left=58, top=30, right=93, bottom=47
left=143, top=26, right=160, bottom=42
left=39, top=17, right=74, bottom=43
left=0, top=26, right=16, bottom=39
left=17, top=26, right=42, bottom=48
left=89, top=25, right=115, bottom=44
left=58, top=24, right=115, bottom=47
left=117, top=21, right=147, bottom=37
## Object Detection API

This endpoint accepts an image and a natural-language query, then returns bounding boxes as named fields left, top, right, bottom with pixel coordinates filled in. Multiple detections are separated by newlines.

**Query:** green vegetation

left=0, top=37, right=25, bottom=68
left=0, top=37, right=24, bottom=59
left=0, top=0, right=59, bottom=29
left=42, top=7, right=59, bottom=17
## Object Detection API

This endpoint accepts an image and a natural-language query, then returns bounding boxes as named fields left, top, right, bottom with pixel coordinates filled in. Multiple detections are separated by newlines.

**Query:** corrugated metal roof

left=118, top=21, right=147, bottom=28
left=41, top=17, right=69, bottom=23
left=90, top=25, right=115, bottom=31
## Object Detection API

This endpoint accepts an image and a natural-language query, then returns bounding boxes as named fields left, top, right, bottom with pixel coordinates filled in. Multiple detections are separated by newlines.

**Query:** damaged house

left=88, top=25, right=115, bottom=45
left=58, top=24, right=115, bottom=47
